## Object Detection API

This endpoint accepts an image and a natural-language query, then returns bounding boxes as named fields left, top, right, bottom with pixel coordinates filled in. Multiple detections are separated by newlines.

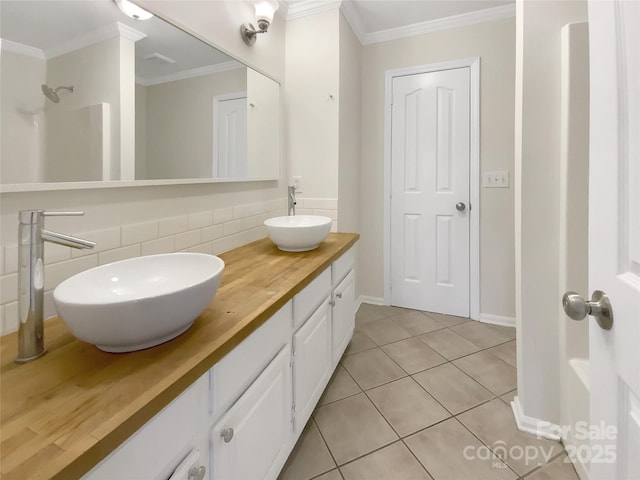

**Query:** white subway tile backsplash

left=1, top=302, right=18, bottom=335
left=72, top=227, right=121, bottom=257
left=1, top=197, right=298, bottom=337
left=45, top=243, right=72, bottom=265
left=201, top=224, right=224, bottom=243
left=213, top=207, right=234, bottom=225
left=98, top=245, right=140, bottom=266
left=181, top=242, right=214, bottom=255
left=44, top=255, right=98, bottom=291
left=223, top=217, right=257, bottom=236
left=300, top=198, right=338, bottom=210
left=175, top=230, right=201, bottom=251
left=141, top=237, right=175, bottom=256
left=314, top=209, right=338, bottom=221
left=189, top=211, right=213, bottom=230
left=1, top=273, right=18, bottom=303
left=3, top=244, right=18, bottom=274
left=295, top=208, right=313, bottom=216
left=121, top=221, right=158, bottom=246
left=159, top=215, right=189, bottom=237
left=44, top=290, right=56, bottom=320
left=213, top=227, right=265, bottom=255
left=232, top=204, right=252, bottom=219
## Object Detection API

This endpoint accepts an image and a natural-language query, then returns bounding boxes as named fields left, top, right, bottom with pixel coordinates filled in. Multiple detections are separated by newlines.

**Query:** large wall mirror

left=0, top=0, right=280, bottom=190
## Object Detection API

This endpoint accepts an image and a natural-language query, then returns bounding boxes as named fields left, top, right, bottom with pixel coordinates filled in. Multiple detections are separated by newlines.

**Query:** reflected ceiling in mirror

left=0, top=0, right=280, bottom=189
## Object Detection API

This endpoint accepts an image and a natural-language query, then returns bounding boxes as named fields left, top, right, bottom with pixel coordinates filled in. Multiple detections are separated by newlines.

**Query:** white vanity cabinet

left=292, top=298, right=333, bottom=432
left=331, top=248, right=356, bottom=365
left=82, top=374, right=210, bottom=480
left=210, top=345, right=293, bottom=480
left=81, top=246, right=356, bottom=480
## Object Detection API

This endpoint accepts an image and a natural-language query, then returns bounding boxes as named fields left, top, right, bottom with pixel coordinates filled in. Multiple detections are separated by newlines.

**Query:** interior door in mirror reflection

left=214, top=95, right=247, bottom=178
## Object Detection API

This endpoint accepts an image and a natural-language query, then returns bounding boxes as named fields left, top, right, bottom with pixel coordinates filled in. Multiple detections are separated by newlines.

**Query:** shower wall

left=0, top=35, right=132, bottom=185
left=0, top=50, right=46, bottom=183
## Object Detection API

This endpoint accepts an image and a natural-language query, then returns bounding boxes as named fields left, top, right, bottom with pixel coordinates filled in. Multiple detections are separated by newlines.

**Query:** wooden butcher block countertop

left=0, top=233, right=359, bottom=480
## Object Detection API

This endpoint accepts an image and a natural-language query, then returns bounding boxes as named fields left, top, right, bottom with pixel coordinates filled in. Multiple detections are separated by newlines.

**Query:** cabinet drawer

left=210, top=301, right=292, bottom=420
left=332, top=247, right=355, bottom=286
left=83, top=374, right=208, bottom=480
left=293, top=268, right=331, bottom=330
left=211, top=345, right=293, bottom=480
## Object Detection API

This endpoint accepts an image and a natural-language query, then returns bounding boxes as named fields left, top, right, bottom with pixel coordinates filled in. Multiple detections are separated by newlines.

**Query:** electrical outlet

left=292, top=176, right=303, bottom=193
left=482, top=171, right=510, bottom=188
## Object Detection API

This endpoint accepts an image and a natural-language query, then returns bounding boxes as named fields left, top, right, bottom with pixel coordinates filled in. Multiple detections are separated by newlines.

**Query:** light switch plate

left=482, top=171, right=510, bottom=188
left=292, top=176, right=303, bottom=193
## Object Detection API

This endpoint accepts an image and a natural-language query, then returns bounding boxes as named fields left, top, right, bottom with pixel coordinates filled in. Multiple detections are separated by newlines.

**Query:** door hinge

left=291, top=404, right=297, bottom=430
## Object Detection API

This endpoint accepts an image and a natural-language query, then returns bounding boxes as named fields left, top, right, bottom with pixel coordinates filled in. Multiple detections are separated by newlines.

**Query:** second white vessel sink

left=264, top=215, right=332, bottom=252
left=53, top=253, right=224, bottom=352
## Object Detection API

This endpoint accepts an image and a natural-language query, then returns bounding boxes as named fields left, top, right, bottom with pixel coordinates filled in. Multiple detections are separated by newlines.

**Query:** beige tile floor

left=279, top=304, right=580, bottom=480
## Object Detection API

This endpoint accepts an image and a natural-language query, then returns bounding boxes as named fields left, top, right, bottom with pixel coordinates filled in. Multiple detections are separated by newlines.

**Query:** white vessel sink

left=53, top=253, right=225, bottom=353
left=264, top=215, right=332, bottom=252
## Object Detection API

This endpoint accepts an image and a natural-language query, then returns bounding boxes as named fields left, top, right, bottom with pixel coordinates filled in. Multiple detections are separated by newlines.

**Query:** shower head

left=41, top=84, right=74, bottom=103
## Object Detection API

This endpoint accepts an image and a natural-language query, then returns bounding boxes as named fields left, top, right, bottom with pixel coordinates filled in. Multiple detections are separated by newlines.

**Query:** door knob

left=221, top=428, right=234, bottom=443
left=562, top=290, right=613, bottom=330
left=456, top=202, right=466, bottom=211
left=188, top=466, right=206, bottom=480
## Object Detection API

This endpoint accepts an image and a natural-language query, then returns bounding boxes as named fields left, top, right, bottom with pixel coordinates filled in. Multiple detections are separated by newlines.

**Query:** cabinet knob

left=336, top=292, right=343, bottom=299
left=188, top=465, right=206, bottom=480
left=221, top=427, right=234, bottom=443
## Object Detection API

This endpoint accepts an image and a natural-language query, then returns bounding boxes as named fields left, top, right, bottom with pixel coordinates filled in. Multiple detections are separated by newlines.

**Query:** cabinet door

left=332, top=270, right=355, bottom=365
left=83, top=375, right=209, bottom=480
left=211, top=345, right=292, bottom=480
left=293, top=298, right=332, bottom=431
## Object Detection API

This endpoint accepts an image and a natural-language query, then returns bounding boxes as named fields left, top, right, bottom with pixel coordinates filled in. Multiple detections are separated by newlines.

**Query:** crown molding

left=362, top=4, right=516, bottom=45
left=137, top=60, right=244, bottom=87
left=0, top=38, right=45, bottom=59
left=286, top=0, right=342, bottom=21
left=339, top=0, right=366, bottom=44
left=44, top=22, right=146, bottom=59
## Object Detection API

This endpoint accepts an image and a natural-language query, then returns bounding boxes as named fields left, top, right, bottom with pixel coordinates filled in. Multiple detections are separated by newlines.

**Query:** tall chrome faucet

left=288, top=186, right=297, bottom=216
left=16, top=210, right=95, bottom=363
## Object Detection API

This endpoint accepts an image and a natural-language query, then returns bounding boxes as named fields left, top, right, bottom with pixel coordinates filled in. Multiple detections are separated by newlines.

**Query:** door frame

left=383, top=57, right=480, bottom=320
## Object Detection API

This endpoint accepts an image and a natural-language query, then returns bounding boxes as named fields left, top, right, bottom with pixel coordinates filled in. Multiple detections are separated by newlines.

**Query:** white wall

left=515, top=0, right=588, bottom=426
left=337, top=12, right=362, bottom=235
left=143, top=68, right=247, bottom=179
left=359, top=18, right=516, bottom=319
left=0, top=2, right=286, bottom=334
left=247, top=68, right=281, bottom=178
left=285, top=9, right=340, bottom=200
left=0, top=50, right=46, bottom=183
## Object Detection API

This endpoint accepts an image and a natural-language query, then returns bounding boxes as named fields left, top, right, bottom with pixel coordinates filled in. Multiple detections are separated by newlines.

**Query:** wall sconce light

left=240, top=0, right=279, bottom=46
left=114, top=0, right=153, bottom=20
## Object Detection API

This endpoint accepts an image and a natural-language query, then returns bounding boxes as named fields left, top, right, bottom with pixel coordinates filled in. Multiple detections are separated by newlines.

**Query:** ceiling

left=285, top=0, right=515, bottom=43
left=0, top=0, right=238, bottom=83
left=1, top=0, right=516, bottom=80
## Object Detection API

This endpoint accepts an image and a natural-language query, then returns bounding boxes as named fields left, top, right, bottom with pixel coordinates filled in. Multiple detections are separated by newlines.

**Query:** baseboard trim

left=356, top=295, right=384, bottom=311
left=479, top=313, right=516, bottom=328
left=511, top=396, right=561, bottom=441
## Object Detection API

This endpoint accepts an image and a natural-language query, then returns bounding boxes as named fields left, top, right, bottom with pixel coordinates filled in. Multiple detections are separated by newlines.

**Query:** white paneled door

left=390, top=68, right=471, bottom=317
left=214, top=96, right=247, bottom=178
left=587, top=1, right=640, bottom=478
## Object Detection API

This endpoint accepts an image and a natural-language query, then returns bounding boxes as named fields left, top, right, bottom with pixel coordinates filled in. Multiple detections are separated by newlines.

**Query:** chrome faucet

left=288, top=186, right=297, bottom=216
left=16, top=210, right=95, bottom=363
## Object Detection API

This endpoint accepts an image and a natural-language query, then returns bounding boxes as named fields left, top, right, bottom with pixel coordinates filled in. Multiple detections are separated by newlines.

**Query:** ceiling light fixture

left=114, top=0, right=153, bottom=21
left=240, top=0, right=279, bottom=46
